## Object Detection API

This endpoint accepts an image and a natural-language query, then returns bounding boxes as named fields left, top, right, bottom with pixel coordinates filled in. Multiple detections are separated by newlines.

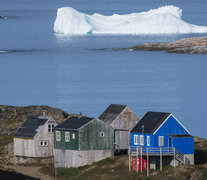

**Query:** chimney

left=79, top=112, right=82, bottom=118
left=43, top=111, right=46, bottom=116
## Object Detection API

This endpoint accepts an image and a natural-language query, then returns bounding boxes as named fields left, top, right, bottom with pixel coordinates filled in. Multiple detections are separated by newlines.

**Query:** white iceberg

left=54, top=6, right=207, bottom=35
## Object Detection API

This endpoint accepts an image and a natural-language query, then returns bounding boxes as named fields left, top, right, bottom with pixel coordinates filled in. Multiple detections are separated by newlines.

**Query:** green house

left=54, top=116, right=114, bottom=167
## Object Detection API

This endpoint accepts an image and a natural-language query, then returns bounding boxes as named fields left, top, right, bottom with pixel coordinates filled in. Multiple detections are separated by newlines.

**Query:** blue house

left=130, top=112, right=194, bottom=168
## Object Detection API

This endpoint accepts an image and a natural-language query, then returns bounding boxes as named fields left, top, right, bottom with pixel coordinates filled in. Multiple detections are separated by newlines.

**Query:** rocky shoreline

left=131, top=36, right=207, bottom=54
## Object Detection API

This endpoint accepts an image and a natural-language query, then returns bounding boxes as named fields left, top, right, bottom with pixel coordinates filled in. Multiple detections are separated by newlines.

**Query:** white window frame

left=147, top=136, right=150, bottom=146
left=39, top=141, right=48, bottom=147
left=72, top=133, right=75, bottom=139
left=140, top=135, right=144, bottom=145
left=100, top=132, right=104, bottom=137
left=65, top=132, right=70, bottom=142
left=56, top=131, right=61, bottom=141
left=134, top=135, right=138, bottom=145
left=48, top=124, right=51, bottom=132
left=159, top=136, right=164, bottom=146
left=24, top=139, right=28, bottom=149
left=48, top=124, right=55, bottom=133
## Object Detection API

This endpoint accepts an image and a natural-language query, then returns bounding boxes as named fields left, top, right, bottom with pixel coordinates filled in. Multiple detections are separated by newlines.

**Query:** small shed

left=130, top=111, right=194, bottom=170
left=99, top=104, right=140, bottom=151
left=54, top=116, right=114, bottom=168
left=14, top=115, right=57, bottom=157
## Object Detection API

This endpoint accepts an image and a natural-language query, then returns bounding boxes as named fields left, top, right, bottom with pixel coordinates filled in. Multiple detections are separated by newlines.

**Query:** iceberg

left=54, top=6, right=207, bottom=35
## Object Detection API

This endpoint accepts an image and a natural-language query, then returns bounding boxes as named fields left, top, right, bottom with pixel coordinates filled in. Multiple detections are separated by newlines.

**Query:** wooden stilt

left=129, top=146, right=131, bottom=172
left=160, top=148, right=162, bottom=171
left=174, top=147, right=176, bottom=169
left=147, top=148, right=149, bottom=177
left=141, top=147, right=142, bottom=173
left=136, top=147, right=138, bottom=173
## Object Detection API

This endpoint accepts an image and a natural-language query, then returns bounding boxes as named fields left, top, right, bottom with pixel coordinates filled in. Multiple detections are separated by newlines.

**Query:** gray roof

left=54, top=116, right=94, bottom=130
left=131, top=112, right=171, bottom=134
left=14, top=116, right=50, bottom=138
left=99, top=104, right=127, bottom=125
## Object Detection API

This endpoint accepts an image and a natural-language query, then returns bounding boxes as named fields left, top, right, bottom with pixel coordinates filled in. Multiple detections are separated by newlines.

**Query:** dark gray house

left=54, top=116, right=114, bottom=168
left=99, top=104, right=140, bottom=151
left=14, top=115, right=57, bottom=157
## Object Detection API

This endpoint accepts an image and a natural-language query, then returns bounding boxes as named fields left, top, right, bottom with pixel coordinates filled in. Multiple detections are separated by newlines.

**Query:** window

left=159, top=136, right=164, bottom=146
left=140, top=135, right=144, bottom=145
left=52, top=124, right=55, bottom=132
left=100, top=132, right=104, bottom=137
left=56, top=131, right=61, bottom=141
left=65, top=132, right=70, bottom=142
left=134, top=135, right=138, bottom=145
left=39, top=141, right=48, bottom=146
left=72, top=133, right=75, bottom=139
left=147, top=136, right=150, bottom=146
left=24, top=140, right=28, bottom=149
left=48, top=124, right=55, bottom=133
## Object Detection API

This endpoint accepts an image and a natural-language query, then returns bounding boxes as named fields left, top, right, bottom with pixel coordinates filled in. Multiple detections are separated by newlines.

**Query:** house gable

left=79, top=119, right=114, bottom=151
left=111, top=106, right=140, bottom=130
left=154, top=114, right=190, bottom=135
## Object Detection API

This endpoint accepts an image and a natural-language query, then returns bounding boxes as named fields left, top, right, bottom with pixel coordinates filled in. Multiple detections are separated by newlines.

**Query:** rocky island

left=131, top=36, right=207, bottom=54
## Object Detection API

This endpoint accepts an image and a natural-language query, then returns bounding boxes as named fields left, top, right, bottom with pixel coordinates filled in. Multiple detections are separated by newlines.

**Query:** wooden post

left=136, top=147, right=138, bottom=173
left=147, top=148, right=149, bottom=177
left=129, top=146, right=131, bottom=172
left=141, top=147, right=142, bottom=173
left=160, top=148, right=162, bottom=171
left=174, top=147, right=176, bottom=169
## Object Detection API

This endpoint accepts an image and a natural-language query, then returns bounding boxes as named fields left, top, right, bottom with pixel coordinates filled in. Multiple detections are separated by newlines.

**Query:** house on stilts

left=54, top=116, right=114, bottom=168
left=99, top=104, right=140, bottom=153
left=129, top=112, right=194, bottom=176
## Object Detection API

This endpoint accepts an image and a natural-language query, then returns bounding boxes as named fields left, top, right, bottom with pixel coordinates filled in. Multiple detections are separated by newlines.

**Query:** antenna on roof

left=142, top=125, right=144, bottom=134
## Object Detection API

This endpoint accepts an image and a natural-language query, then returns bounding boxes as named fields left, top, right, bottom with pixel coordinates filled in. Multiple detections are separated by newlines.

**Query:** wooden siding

left=115, top=130, right=129, bottom=149
left=111, top=106, right=140, bottom=130
left=54, top=130, right=79, bottom=150
left=14, top=138, right=35, bottom=157
left=79, top=119, right=114, bottom=150
left=54, top=149, right=113, bottom=168
left=34, top=119, right=56, bottom=157
left=14, top=118, right=56, bottom=157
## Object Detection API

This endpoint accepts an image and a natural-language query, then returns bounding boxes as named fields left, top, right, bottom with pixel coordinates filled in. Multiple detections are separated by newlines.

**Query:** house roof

left=54, top=116, right=94, bottom=130
left=169, top=134, right=193, bottom=138
left=14, top=116, right=50, bottom=138
left=99, top=104, right=127, bottom=125
left=131, top=111, right=171, bottom=134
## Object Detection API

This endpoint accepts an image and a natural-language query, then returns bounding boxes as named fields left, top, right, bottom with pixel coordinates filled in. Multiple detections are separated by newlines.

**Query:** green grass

left=0, top=133, right=13, bottom=146
left=40, top=166, right=80, bottom=178
left=199, top=167, right=207, bottom=180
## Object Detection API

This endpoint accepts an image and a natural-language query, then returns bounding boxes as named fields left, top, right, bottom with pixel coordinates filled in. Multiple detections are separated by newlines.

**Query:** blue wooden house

left=130, top=111, right=194, bottom=172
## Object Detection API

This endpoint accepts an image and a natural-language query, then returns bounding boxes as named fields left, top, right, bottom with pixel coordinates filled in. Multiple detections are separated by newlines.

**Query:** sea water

left=0, top=0, right=207, bottom=138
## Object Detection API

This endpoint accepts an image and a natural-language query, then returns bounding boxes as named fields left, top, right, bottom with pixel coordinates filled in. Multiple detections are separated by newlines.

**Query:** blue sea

left=0, top=0, right=207, bottom=138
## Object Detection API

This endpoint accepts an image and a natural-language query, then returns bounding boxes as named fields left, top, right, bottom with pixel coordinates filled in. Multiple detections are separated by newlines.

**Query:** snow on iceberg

left=54, top=6, right=207, bottom=35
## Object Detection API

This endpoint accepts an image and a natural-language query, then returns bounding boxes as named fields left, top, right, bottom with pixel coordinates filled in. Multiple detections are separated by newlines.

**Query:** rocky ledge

left=131, top=36, right=207, bottom=54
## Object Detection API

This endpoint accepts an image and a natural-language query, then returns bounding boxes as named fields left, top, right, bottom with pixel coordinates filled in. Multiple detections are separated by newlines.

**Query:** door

left=168, top=138, right=172, bottom=148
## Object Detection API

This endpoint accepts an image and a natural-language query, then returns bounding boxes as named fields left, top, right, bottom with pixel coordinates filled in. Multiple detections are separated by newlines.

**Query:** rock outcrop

left=0, top=105, right=69, bottom=133
left=131, top=36, right=207, bottom=54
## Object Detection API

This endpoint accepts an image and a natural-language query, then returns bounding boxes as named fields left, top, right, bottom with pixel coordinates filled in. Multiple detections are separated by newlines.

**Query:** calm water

left=0, top=0, right=207, bottom=138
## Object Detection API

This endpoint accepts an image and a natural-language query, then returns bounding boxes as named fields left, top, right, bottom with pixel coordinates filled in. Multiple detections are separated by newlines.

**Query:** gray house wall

left=115, top=130, right=129, bottom=150
left=54, top=149, right=113, bottom=168
left=14, top=138, right=35, bottom=157
left=34, top=118, right=56, bottom=157
left=14, top=117, right=57, bottom=157
left=110, top=106, right=140, bottom=150
left=110, top=106, right=140, bottom=130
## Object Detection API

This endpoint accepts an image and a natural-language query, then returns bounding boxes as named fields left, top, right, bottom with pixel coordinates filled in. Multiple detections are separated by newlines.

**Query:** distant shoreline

left=130, top=36, right=207, bottom=54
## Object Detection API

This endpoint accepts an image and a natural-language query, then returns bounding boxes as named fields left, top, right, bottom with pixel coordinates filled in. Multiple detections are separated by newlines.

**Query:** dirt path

left=2, top=165, right=53, bottom=180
